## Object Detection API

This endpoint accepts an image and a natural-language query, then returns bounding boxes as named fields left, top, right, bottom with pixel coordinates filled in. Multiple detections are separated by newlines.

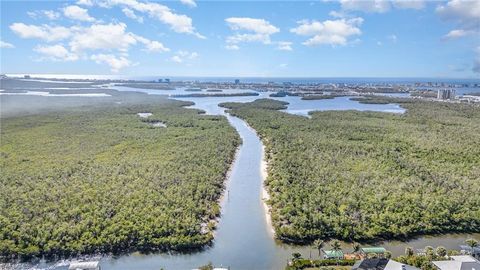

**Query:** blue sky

left=1, top=0, right=479, bottom=78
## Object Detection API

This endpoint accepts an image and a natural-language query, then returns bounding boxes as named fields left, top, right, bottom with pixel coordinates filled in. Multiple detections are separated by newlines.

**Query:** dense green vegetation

left=349, top=96, right=393, bottom=104
left=410, top=91, right=437, bottom=98
left=269, top=91, right=302, bottom=97
left=286, top=258, right=355, bottom=270
left=0, top=94, right=240, bottom=261
left=224, top=98, right=480, bottom=243
left=301, top=94, right=346, bottom=100
left=172, top=92, right=259, bottom=98
left=116, top=83, right=175, bottom=90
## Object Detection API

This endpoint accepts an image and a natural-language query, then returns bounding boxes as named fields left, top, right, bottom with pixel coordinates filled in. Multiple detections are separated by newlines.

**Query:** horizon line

left=4, top=73, right=480, bottom=80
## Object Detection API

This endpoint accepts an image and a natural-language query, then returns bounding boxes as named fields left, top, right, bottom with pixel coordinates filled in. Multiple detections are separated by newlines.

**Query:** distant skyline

left=1, top=0, right=479, bottom=78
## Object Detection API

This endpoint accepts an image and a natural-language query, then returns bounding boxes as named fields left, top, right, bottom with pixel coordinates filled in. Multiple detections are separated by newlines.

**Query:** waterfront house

left=433, top=255, right=480, bottom=270
left=323, top=250, right=345, bottom=260
left=68, top=261, right=100, bottom=270
left=353, top=258, right=420, bottom=270
left=360, top=247, right=387, bottom=258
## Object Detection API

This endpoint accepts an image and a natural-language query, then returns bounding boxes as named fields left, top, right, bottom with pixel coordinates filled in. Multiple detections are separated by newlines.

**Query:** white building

left=433, top=255, right=480, bottom=270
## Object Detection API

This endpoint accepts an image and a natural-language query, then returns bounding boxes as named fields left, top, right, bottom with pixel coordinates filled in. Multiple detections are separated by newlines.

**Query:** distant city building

left=235, top=79, right=240, bottom=84
left=158, top=79, right=163, bottom=83
left=165, top=78, right=170, bottom=83
left=437, top=89, right=456, bottom=100
left=24, top=75, right=31, bottom=79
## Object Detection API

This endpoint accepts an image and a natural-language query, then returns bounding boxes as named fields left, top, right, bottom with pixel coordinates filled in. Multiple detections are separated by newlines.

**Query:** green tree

left=425, top=246, right=435, bottom=259
left=448, top=250, right=460, bottom=256
left=368, top=253, right=378, bottom=259
left=405, top=247, right=414, bottom=257
left=465, top=239, right=478, bottom=254
left=292, top=252, right=302, bottom=262
left=198, top=262, right=213, bottom=270
left=313, top=239, right=325, bottom=257
left=352, top=242, right=360, bottom=254
left=436, top=246, right=447, bottom=258
left=331, top=240, right=343, bottom=265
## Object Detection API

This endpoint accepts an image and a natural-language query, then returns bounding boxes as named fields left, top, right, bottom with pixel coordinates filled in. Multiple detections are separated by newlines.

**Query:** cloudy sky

left=1, top=0, right=479, bottom=78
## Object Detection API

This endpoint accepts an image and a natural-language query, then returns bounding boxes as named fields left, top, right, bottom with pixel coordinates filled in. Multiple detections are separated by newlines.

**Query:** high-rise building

left=437, top=89, right=456, bottom=100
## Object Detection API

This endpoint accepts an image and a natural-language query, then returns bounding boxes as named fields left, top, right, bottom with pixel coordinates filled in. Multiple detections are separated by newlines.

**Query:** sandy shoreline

left=261, top=140, right=275, bottom=237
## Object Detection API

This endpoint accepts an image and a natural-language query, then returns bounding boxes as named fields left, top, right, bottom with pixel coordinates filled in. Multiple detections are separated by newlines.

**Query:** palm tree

left=313, top=239, right=324, bottom=258
left=352, top=242, right=361, bottom=255
left=331, top=240, right=343, bottom=265
left=292, top=252, right=302, bottom=262
left=465, top=239, right=478, bottom=255
left=405, top=247, right=414, bottom=257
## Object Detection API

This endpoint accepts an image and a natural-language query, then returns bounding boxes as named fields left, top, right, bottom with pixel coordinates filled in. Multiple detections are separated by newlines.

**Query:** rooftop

left=324, top=250, right=344, bottom=258
left=361, top=247, right=387, bottom=254
left=353, top=258, right=389, bottom=270
left=433, top=256, right=480, bottom=270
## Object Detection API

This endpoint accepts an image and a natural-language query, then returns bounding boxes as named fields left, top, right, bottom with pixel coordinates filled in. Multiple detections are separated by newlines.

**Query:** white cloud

left=133, top=35, right=169, bottom=52
left=0, top=41, right=15, bottom=48
left=63, top=5, right=96, bottom=22
left=10, top=23, right=72, bottom=42
left=339, top=0, right=425, bottom=13
left=279, top=63, right=288, bottom=68
left=44, top=10, right=61, bottom=20
left=437, top=0, right=480, bottom=26
left=171, top=55, right=183, bottom=63
left=437, top=0, right=480, bottom=37
left=225, top=44, right=240, bottom=50
left=329, top=10, right=348, bottom=18
left=104, top=0, right=204, bottom=38
left=11, top=21, right=167, bottom=72
left=122, top=8, right=143, bottom=23
left=277, top=41, right=293, bottom=51
left=392, top=0, right=425, bottom=10
left=76, top=0, right=94, bottom=6
left=91, top=54, right=131, bottom=72
left=225, top=17, right=280, bottom=48
left=11, top=22, right=167, bottom=55
left=387, top=34, right=397, bottom=43
left=226, top=17, right=280, bottom=35
left=180, top=0, right=197, bottom=8
left=291, top=17, right=363, bottom=46
left=28, top=10, right=61, bottom=20
left=340, top=0, right=391, bottom=13
left=69, top=23, right=137, bottom=52
left=34, top=44, right=78, bottom=61
left=171, top=50, right=198, bottom=63
left=443, top=29, right=473, bottom=40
